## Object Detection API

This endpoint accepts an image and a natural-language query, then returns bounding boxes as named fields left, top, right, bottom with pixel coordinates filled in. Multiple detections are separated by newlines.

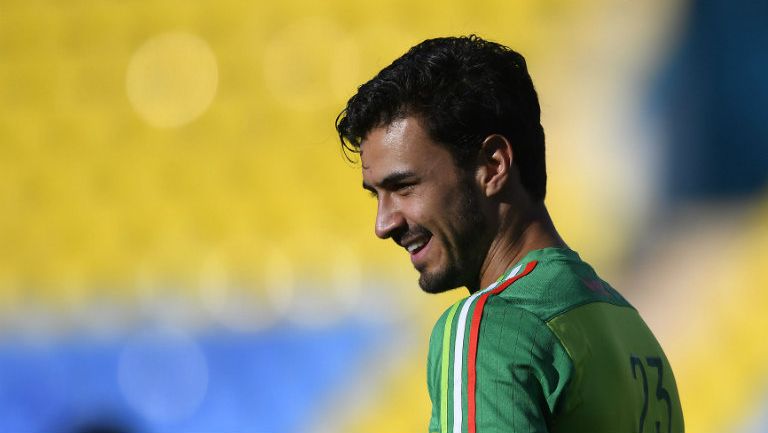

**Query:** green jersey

left=427, top=248, right=684, bottom=433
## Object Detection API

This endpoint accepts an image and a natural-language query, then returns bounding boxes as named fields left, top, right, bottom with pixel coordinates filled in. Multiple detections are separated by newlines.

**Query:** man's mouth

left=406, top=239, right=427, bottom=254
left=405, top=235, right=433, bottom=265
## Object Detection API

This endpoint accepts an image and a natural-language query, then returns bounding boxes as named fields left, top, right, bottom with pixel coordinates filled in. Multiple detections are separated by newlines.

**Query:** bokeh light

left=126, top=32, right=219, bottom=128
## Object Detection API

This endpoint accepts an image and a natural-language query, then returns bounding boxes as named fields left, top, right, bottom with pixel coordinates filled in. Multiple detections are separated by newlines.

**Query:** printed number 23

left=630, top=355, right=672, bottom=433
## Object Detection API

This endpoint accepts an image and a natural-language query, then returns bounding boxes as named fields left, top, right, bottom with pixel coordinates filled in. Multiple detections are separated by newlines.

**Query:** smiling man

left=336, top=36, right=683, bottom=433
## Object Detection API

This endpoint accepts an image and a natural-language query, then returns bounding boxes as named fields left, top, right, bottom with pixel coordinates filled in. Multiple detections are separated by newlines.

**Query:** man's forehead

left=360, top=119, right=404, bottom=170
left=360, top=118, right=410, bottom=153
left=382, top=117, right=409, bottom=137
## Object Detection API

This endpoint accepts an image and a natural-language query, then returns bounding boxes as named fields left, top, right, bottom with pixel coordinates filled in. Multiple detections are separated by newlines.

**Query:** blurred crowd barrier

left=1, top=0, right=766, bottom=432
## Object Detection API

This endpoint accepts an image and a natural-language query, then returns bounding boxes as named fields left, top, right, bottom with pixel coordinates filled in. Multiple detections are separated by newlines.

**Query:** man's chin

left=418, top=269, right=461, bottom=294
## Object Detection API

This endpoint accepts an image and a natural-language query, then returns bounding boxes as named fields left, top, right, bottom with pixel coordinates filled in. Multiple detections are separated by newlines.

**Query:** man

left=336, top=35, right=683, bottom=433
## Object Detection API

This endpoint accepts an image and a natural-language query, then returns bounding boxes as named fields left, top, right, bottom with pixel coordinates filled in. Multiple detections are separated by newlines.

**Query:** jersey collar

left=494, top=247, right=579, bottom=285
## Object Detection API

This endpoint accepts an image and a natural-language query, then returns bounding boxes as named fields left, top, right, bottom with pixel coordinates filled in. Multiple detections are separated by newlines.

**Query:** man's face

left=361, top=116, right=488, bottom=293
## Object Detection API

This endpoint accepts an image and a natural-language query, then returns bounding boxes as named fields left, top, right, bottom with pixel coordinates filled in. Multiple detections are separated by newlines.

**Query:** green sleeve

left=474, top=302, right=574, bottom=433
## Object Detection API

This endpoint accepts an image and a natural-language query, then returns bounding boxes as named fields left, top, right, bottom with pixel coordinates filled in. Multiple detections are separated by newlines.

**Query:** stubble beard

left=418, top=180, right=487, bottom=294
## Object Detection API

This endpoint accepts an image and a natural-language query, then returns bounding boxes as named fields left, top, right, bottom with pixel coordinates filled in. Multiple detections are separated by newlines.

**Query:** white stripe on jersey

left=451, top=264, right=521, bottom=433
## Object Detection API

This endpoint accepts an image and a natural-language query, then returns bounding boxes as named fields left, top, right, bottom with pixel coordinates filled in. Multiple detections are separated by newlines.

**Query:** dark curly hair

left=335, top=35, right=547, bottom=202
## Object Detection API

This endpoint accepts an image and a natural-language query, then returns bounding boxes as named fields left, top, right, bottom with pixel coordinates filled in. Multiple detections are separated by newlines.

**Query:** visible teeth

left=407, top=241, right=425, bottom=253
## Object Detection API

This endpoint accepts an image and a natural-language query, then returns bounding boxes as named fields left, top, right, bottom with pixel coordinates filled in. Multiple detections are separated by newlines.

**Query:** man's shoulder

left=427, top=248, right=636, bottom=351
left=492, top=249, right=633, bottom=323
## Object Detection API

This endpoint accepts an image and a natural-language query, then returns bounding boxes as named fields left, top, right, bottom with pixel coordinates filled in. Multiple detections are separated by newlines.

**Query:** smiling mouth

left=406, top=239, right=427, bottom=254
left=405, top=235, right=433, bottom=265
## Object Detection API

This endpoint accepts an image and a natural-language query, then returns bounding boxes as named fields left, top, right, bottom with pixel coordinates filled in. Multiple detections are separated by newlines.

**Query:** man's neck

left=469, top=203, right=566, bottom=294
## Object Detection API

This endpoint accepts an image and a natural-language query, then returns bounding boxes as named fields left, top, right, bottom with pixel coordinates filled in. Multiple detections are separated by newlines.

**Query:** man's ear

left=476, top=134, right=513, bottom=197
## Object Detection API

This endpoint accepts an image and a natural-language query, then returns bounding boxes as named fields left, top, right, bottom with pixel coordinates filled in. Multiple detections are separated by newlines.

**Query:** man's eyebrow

left=362, top=181, right=376, bottom=194
left=362, top=170, right=418, bottom=192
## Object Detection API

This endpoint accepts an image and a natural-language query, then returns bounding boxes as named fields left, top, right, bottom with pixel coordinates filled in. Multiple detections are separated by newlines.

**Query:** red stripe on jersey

left=466, top=260, right=538, bottom=433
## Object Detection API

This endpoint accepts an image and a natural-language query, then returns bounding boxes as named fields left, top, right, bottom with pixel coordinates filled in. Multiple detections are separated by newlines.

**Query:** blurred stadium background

left=1, top=0, right=767, bottom=432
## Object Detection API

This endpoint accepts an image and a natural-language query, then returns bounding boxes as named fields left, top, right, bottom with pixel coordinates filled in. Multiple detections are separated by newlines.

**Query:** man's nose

left=375, top=196, right=405, bottom=239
